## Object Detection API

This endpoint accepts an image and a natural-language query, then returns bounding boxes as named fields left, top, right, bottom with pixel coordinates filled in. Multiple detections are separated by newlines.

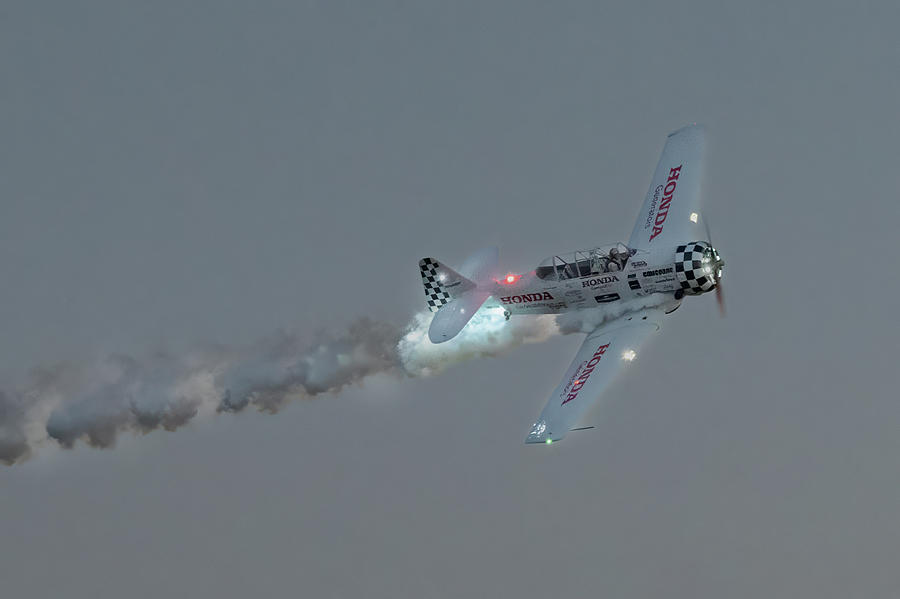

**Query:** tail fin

left=419, top=258, right=476, bottom=312
left=458, top=246, right=499, bottom=285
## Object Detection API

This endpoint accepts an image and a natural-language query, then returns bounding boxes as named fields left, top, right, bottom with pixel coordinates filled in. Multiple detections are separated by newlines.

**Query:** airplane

left=417, top=124, right=724, bottom=444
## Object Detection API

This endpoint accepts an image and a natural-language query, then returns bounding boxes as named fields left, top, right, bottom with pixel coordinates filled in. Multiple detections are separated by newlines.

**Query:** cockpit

left=535, top=243, right=637, bottom=281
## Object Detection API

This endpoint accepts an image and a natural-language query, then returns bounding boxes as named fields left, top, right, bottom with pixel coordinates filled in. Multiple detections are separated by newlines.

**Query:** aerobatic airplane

left=417, top=124, right=724, bottom=444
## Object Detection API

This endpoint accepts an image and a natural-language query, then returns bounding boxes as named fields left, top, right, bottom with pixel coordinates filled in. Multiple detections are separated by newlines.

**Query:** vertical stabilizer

left=418, top=258, right=476, bottom=312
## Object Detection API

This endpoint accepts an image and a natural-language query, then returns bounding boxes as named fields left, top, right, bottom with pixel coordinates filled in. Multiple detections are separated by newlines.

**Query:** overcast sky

left=1, top=2, right=898, bottom=597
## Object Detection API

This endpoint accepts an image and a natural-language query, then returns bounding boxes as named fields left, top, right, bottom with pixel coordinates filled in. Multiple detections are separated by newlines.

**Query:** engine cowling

left=674, top=241, right=723, bottom=295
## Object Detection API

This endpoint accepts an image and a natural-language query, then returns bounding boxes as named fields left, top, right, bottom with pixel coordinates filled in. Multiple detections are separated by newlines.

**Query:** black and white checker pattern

left=419, top=257, right=452, bottom=312
left=674, top=242, right=717, bottom=294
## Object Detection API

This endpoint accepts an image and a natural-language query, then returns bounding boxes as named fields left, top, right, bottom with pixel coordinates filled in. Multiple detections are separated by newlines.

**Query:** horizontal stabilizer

left=428, top=290, right=492, bottom=344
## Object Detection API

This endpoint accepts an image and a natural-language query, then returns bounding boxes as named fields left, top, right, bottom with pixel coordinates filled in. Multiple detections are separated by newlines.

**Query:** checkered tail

left=418, top=257, right=476, bottom=312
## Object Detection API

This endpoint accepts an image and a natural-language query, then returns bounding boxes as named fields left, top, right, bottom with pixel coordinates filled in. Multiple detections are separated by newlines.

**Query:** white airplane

left=417, top=124, right=724, bottom=444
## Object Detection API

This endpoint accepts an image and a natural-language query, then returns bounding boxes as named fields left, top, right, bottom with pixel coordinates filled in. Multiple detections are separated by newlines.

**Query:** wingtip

left=525, top=420, right=565, bottom=445
left=525, top=435, right=564, bottom=445
left=668, top=123, right=705, bottom=138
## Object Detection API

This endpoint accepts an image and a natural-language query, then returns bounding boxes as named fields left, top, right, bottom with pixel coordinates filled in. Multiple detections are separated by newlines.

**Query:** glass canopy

left=535, top=243, right=636, bottom=281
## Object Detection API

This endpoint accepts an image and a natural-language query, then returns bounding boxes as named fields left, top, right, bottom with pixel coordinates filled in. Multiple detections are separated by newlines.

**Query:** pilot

left=608, top=247, right=627, bottom=271
left=590, top=249, right=609, bottom=274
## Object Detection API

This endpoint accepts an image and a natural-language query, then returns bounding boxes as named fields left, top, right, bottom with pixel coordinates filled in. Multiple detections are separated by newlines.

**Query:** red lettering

left=648, top=164, right=682, bottom=242
left=664, top=181, right=677, bottom=196
left=561, top=344, right=610, bottom=405
left=658, top=194, right=672, bottom=212
left=655, top=209, right=668, bottom=226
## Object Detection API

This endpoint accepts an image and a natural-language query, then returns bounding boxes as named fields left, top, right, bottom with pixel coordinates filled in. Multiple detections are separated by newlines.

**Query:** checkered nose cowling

left=419, top=258, right=452, bottom=312
left=675, top=242, right=718, bottom=294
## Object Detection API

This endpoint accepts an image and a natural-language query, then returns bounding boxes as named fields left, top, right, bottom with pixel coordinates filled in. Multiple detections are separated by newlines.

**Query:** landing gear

left=503, top=310, right=511, bottom=321
left=665, top=302, right=682, bottom=314
left=666, top=288, right=685, bottom=314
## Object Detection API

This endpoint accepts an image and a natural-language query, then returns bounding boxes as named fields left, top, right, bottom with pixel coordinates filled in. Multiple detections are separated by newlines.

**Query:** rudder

left=418, top=257, right=476, bottom=312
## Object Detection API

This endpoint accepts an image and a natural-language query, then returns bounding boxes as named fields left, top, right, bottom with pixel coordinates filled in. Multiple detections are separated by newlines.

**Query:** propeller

left=703, top=217, right=726, bottom=317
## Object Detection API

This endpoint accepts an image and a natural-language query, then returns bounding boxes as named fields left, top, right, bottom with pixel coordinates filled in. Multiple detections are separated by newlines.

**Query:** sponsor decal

left=499, top=292, right=554, bottom=304
left=581, top=275, right=619, bottom=288
left=642, top=267, right=673, bottom=277
left=630, top=260, right=648, bottom=268
left=649, top=165, right=682, bottom=242
left=561, top=344, right=610, bottom=405
left=594, top=293, right=620, bottom=303
left=628, top=280, right=641, bottom=290
left=627, top=273, right=636, bottom=279
left=645, top=186, right=662, bottom=229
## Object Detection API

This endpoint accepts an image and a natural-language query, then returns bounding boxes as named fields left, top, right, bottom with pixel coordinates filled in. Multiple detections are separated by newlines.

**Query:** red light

left=500, top=273, right=520, bottom=285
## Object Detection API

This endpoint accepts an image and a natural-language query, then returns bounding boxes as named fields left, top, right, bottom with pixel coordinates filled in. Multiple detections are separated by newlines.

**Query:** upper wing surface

left=525, top=309, right=664, bottom=444
left=628, top=125, right=706, bottom=253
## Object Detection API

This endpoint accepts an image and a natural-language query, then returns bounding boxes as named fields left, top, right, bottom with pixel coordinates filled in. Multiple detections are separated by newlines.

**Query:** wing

left=628, top=125, right=706, bottom=253
left=525, top=309, right=664, bottom=444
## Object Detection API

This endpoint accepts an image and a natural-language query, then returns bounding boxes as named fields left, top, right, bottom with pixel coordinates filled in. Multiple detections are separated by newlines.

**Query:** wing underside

left=628, top=125, right=706, bottom=255
left=525, top=309, right=664, bottom=444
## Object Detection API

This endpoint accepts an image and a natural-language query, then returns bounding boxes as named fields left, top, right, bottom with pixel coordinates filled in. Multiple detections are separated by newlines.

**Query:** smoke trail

left=398, top=305, right=559, bottom=377
left=0, top=391, right=30, bottom=464
left=0, top=306, right=555, bottom=465
left=0, top=298, right=670, bottom=465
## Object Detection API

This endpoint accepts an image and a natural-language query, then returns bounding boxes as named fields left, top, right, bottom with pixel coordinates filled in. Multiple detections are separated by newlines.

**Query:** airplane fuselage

left=492, top=248, right=681, bottom=315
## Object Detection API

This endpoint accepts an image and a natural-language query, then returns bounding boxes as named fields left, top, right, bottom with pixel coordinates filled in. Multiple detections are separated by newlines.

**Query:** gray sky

left=1, top=1, right=898, bottom=597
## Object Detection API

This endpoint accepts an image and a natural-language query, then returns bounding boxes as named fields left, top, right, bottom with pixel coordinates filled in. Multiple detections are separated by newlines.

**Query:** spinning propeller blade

left=704, top=217, right=726, bottom=317
left=714, top=277, right=726, bottom=316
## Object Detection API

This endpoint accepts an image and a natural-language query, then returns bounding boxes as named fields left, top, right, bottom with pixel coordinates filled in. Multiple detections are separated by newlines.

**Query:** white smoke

left=398, top=304, right=559, bottom=377
left=0, top=298, right=671, bottom=465
left=555, top=295, right=675, bottom=334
